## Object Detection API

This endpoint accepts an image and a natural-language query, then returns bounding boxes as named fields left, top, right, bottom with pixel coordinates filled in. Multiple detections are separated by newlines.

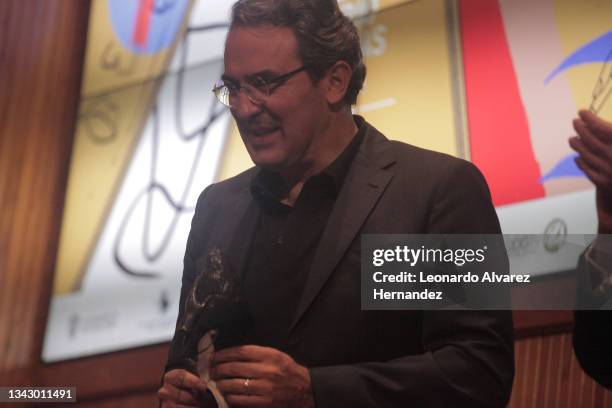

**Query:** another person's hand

left=210, top=345, right=315, bottom=408
left=570, top=109, right=612, bottom=233
left=158, top=368, right=210, bottom=407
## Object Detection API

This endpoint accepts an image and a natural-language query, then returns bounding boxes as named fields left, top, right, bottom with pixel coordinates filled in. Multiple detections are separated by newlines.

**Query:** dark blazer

left=573, top=254, right=612, bottom=389
left=167, top=119, right=515, bottom=407
left=573, top=310, right=612, bottom=389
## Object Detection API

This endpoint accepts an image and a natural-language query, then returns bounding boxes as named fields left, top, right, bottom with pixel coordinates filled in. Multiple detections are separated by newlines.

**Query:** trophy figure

left=169, top=247, right=251, bottom=407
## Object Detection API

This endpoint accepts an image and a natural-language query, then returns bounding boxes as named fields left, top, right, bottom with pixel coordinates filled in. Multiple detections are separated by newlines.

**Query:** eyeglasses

left=212, top=66, right=307, bottom=108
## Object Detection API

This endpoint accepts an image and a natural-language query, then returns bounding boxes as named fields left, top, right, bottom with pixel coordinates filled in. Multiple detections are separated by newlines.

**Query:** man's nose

left=231, top=91, right=262, bottom=120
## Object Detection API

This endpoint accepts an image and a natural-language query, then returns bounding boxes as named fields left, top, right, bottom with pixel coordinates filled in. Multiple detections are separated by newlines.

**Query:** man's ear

left=325, top=60, right=353, bottom=106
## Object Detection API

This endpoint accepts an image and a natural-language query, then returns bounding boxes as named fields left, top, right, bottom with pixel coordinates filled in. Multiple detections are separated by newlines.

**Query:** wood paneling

left=5, top=332, right=608, bottom=408
left=37, top=343, right=169, bottom=400
left=513, top=310, right=573, bottom=338
left=0, top=0, right=90, bottom=374
left=66, top=391, right=159, bottom=408
left=510, top=332, right=612, bottom=408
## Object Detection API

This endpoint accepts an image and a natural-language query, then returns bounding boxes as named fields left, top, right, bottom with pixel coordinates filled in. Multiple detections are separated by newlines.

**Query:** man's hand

left=210, top=345, right=315, bottom=408
left=570, top=110, right=612, bottom=233
left=158, top=369, right=210, bottom=407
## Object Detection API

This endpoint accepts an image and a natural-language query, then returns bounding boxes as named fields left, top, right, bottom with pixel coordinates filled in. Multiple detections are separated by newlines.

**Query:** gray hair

left=230, top=0, right=366, bottom=105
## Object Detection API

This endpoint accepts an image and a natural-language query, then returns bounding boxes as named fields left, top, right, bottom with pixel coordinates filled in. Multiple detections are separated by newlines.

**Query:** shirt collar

left=250, top=117, right=366, bottom=210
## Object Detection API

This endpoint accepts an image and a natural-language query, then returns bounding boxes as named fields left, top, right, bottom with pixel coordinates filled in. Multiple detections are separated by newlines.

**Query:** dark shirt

left=243, top=121, right=365, bottom=352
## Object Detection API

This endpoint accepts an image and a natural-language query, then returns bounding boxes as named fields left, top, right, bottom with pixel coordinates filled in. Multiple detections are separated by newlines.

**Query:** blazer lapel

left=289, top=125, right=396, bottom=332
left=212, top=179, right=261, bottom=280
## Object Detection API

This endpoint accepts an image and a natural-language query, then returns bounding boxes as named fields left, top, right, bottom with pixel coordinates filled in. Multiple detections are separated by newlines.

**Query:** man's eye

left=250, top=76, right=271, bottom=90
left=225, top=83, right=239, bottom=94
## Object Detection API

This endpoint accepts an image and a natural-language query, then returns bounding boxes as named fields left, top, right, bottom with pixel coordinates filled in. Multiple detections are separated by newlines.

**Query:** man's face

left=223, top=25, right=329, bottom=172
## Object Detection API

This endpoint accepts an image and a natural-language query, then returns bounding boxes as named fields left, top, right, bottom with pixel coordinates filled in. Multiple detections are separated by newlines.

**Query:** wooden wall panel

left=0, top=0, right=90, bottom=374
left=509, top=332, right=612, bottom=408
left=513, top=310, right=573, bottom=338
left=4, top=331, right=607, bottom=408
left=36, top=344, right=169, bottom=400
left=67, top=392, right=160, bottom=408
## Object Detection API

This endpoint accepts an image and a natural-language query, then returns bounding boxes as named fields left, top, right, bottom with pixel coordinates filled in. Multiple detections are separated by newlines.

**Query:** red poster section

left=458, top=0, right=544, bottom=206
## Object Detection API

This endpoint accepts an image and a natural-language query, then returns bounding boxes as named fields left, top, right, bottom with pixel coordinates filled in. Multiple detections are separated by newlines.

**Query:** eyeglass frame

left=212, top=65, right=309, bottom=108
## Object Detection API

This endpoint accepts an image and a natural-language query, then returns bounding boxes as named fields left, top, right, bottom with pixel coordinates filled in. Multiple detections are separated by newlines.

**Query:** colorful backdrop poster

left=44, top=0, right=611, bottom=361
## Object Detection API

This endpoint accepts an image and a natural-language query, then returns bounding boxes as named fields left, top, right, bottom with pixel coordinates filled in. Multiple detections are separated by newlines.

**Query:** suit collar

left=289, top=119, right=396, bottom=332
left=352, top=115, right=396, bottom=169
left=221, top=185, right=260, bottom=283
left=217, top=119, right=397, bottom=333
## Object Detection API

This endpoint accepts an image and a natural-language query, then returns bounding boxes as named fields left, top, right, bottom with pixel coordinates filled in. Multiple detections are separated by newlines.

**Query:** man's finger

left=157, top=384, right=198, bottom=406
left=579, top=109, right=612, bottom=144
left=211, top=345, right=278, bottom=364
left=164, top=369, right=207, bottom=392
left=569, top=136, right=610, bottom=173
left=575, top=158, right=608, bottom=189
left=226, top=394, right=270, bottom=407
left=159, top=369, right=209, bottom=406
left=216, top=378, right=264, bottom=397
left=573, top=119, right=610, bottom=156
left=210, top=361, right=274, bottom=380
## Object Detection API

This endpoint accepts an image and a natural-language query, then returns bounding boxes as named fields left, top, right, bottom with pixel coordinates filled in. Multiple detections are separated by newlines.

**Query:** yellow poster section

left=339, top=0, right=419, bottom=17
left=53, top=0, right=194, bottom=294
left=379, top=0, right=419, bottom=11
left=355, top=0, right=458, bottom=155
left=554, top=0, right=612, bottom=121
left=217, top=0, right=459, bottom=181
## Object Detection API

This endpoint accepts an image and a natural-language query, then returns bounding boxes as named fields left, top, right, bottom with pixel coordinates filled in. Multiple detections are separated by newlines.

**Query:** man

left=570, top=110, right=612, bottom=389
left=159, top=1, right=514, bottom=406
